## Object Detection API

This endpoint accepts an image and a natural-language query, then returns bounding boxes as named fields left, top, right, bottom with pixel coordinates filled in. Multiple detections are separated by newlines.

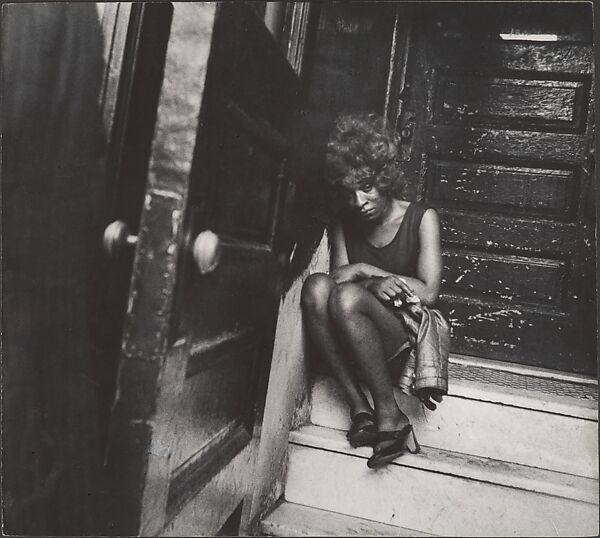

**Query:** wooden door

left=390, top=3, right=595, bottom=373
left=2, top=3, right=169, bottom=533
left=103, top=3, right=300, bottom=535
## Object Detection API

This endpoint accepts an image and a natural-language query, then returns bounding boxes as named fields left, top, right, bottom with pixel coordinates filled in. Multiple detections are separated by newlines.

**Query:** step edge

left=310, top=377, right=598, bottom=478
left=283, top=443, right=600, bottom=537
left=313, top=372, right=598, bottom=421
left=308, top=404, right=600, bottom=481
left=289, top=425, right=599, bottom=506
left=450, top=354, right=598, bottom=386
left=448, top=380, right=598, bottom=421
left=260, top=501, right=437, bottom=537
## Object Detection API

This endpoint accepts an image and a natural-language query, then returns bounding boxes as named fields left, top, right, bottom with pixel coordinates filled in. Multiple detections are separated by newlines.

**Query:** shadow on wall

left=284, top=3, right=401, bottom=287
left=2, top=3, right=111, bottom=534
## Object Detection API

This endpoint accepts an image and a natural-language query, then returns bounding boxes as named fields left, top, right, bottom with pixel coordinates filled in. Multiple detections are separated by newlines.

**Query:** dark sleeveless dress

left=344, top=202, right=431, bottom=276
left=343, top=202, right=433, bottom=376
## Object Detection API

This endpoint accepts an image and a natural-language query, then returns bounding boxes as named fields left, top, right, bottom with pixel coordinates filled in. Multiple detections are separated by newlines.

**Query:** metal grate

left=449, top=362, right=598, bottom=401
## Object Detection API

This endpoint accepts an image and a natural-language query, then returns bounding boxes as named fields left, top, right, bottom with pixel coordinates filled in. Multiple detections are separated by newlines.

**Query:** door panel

left=443, top=249, right=566, bottom=306
left=432, top=77, right=587, bottom=132
left=105, top=3, right=300, bottom=535
left=435, top=41, right=593, bottom=74
left=171, top=356, right=255, bottom=471
left=394, top=3, right=595, bottom=373
left=166, top=5, right=299, bottom=523
left=426, top=127, right=588, bottom=161
left=429, top=161, right=576, bottom=218
left=442, top=211, right=576, bottom=254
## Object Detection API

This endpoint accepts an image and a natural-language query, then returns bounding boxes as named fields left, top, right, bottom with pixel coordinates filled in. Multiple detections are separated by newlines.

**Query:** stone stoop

left=260, top=501, right=434, bottom=537
left=282, top=425, right=598, bottom=537
left=312, top=356, right=598, bottom=478
left=260, top=356, right=599, bottom=536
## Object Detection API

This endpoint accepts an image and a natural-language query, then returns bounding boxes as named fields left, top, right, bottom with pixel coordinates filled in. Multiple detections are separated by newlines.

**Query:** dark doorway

left=300, top=1, right=595, bottom=374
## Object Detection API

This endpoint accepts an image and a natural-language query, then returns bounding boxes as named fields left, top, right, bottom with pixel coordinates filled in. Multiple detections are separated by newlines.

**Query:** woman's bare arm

left=330, top=222, right=349, bottom=269
left=413, top=208, right=442, bottom=305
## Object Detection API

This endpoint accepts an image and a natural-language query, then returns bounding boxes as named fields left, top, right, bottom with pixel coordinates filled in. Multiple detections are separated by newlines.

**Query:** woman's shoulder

left=405, top=202, right=439, bottom=239
left=405, top=200, right=435, bottom=221
left=409, top=200, right=436, bottom=213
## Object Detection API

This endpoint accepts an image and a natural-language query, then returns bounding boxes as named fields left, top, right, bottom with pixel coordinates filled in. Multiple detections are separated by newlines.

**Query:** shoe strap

left=407, top=428, right=421, bottom=454
left=352, top=411, right=375, bottom=422
left=376, top=424, right=412, bottom=442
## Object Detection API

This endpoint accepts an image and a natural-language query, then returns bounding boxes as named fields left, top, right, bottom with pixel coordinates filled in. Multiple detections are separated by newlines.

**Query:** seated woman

left=301, top=113, right=443, bottom=469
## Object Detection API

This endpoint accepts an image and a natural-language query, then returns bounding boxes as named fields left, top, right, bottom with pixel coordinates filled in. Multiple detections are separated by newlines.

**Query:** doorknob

left=192, top=230, right=221, bottom=275
left=103, top=220, right=138, bottom=257
left=104, top=220, right=221, bottom=274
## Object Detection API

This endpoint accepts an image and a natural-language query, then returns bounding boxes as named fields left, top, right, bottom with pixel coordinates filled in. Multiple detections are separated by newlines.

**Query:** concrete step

left=260, top=501, right=434, bottom=537
left=311, top=356, right=598, bottom=478
left=285, top=425, right=599, bottom=537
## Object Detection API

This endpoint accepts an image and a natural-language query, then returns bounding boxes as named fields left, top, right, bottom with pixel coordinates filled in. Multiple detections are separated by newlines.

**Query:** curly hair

left=325, top=113, right=402, bottom=197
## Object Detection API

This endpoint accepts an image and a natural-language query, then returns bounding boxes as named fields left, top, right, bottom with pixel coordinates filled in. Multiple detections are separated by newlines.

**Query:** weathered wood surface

left=440, top=210, right=576, bottom=255
left=166, top=422, right=251, bottom=524
left=104, top=4, right=216, bottom=535
left=436, top=41, right=593, bottom=75
left=161, top=5, right=301, bottom=533
left=391, top=6, right=595, bottom=372
left=163, top=441, right=257, bottom=537
left=393, top=3, right=595, bottom=372
left=416, top=2, right=593, bottom=44
left=429, top=161, right=575, bottom=217
left=169, top=359, right=254, bottom=472
left=433, top=75, right=587, bottom=131
left=107, top=3, right=305, bottom=535
left=425, top=128, right=589, bottom=163
left=442, top=248, right=566, bottom=307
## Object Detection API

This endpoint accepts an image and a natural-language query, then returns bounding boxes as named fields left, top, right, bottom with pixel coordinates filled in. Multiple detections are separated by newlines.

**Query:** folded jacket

left=392, top=299, right=450, bottom=397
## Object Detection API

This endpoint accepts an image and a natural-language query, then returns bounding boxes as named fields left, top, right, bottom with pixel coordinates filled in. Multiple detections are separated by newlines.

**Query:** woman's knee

left=301, top=273, right=335, bottom=315
left=328, top=282, right=367, bottom=319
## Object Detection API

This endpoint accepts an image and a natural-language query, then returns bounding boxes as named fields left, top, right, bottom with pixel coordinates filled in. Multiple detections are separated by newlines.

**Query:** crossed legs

left=301, top=273, right=410, bottom=443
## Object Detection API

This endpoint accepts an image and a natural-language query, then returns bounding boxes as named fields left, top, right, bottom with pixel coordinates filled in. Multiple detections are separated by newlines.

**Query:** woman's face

left=340, top=176, right=390, bottom=223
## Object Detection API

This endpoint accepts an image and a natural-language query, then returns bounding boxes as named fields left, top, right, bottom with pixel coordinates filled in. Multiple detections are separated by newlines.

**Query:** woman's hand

left=367, top=276, right=407, bottom=303
left=395, top=278, right=418, bottom=302
left=368, top=275, right=419, bottom=304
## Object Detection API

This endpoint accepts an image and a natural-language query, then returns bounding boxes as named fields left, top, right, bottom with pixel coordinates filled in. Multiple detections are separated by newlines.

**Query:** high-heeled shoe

left=347, top=411, right=377, bottom=448
left=366, top=424, right=420, bottom=469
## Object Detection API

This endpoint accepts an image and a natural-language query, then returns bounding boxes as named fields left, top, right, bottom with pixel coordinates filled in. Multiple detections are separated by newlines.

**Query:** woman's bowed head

left=301, top=113, right=444, bottom=468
